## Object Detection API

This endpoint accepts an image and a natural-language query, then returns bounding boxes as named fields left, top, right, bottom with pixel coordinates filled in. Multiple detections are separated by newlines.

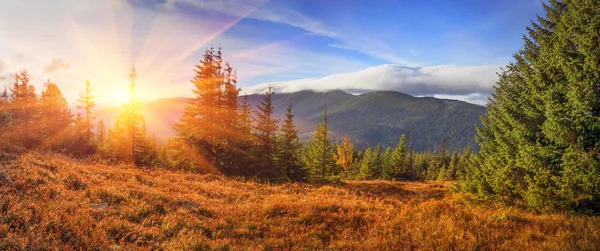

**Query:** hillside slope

left=1, top=153, right=599, bottom=250
left=98, top=90, right=484, bottom=151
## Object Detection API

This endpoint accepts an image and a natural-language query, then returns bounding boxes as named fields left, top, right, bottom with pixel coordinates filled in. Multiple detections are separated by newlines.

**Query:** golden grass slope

left=1, top=152, right=599, bottom=250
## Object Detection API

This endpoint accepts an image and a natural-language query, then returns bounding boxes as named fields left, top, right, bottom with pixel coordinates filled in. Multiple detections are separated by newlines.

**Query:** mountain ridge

left=97, top=90, right=485, bottom=151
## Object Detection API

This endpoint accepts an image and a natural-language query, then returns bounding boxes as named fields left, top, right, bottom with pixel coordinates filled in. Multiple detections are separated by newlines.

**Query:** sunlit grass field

left=1, top=153, right=598, bottom=250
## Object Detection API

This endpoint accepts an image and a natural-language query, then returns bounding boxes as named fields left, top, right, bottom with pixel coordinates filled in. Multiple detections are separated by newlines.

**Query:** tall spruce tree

left=456, top=145, right=472, bottom=181
left=239, top=95, right=254, bottom=139
left=372, top=144, right=382, bottom=178
left=9, top=69, right=40, bottom=147
left=304, top=110, right=335, bottom=180
left=97, top=119, right=106, bottom=145
left=408, top=119, right=414, bottom=170
left=359, top=146, right=380, bottom=180
left=380, top=146, right=393, bottom=180
left=462, top=0, right=600, bottom=211
left=175, top=47, right=218, bottom=171
left=254, top=86, right=280, bottom=177
left=0, top=87, right=11, bottom=148
left=0, top=87, right=11, bottom=134
left=444, top=151, right=461, bottom=181
left=75, top=80, right=96, bottom=147
left=40, top=80, right=72, bottom=145
left=278, top=103, right=305, bottom=181
left=174, top=47, right=240, bottom=173
left=427, top=137, right=450, bottom=180
left=218, top=61, right=241, bottom=170
left=235, top=94, right=255, bottom=174
left=109, top=67, right=147, bottom=165
left=391, top=134, right=410, bottom=180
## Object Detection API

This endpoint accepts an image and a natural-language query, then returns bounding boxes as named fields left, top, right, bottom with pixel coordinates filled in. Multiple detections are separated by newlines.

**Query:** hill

left=98, top=90, right=485, bottom=151
left=1, top=153, right=599, bottom=249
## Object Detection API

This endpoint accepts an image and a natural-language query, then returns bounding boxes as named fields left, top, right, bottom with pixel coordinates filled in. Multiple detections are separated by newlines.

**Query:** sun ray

left=229, top=34, right=305, bottom=62
left=144, top=0, right=271, bottom=80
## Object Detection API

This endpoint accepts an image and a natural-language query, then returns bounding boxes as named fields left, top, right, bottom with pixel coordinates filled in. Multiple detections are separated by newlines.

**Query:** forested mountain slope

left=98, top=90, right=485, bottom=151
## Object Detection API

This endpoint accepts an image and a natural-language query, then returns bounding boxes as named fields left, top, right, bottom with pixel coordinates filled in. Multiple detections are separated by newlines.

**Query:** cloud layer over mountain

left=243, top=64, right=500, bottom=105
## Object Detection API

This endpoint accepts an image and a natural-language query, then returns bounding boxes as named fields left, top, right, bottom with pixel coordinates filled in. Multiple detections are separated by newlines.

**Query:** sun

left=112, top=90, right=131, bottom=105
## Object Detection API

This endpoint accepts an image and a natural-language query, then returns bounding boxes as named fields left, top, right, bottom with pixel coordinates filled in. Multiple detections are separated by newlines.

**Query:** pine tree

left=408, top=119, right=414, bottom=171
left=239, top=95, right=254, bottom=138
left=456, top=145, right=472, bottom=180
left=0, top=87, right=11, bottom=148
left=97, top=119, right=106, bottom=145
left=174, top=47, right=241, bottom=173
left=136, top=120, right=157, bottom=165
left=157, top=140, right=169, bottom=168
left=0, top=87, right=11, bottom=130
left=217, top=61, right=241, bottom=170
left=175, top=47, right=219, bottom=171
left=254, top=86, right=280, bottom=177
left=413, top=152, right=429, bottom=180
left=437, top=136, right=446, bottom=157
left=462, top=0, right=600, bottom=211
left=359, top=146, right=374, bottom=180
left=278, top=103, right=305, bottom=181
left=427, top=137, right=450, bottom=180
left=334, top=135, right=355, bottom=175
left=40, top=80, right=72, bottom=148
left=380, top=146, right=393, bottom=180
left=41, top=81, right=72, bottom=129
left=235, top=94, right=255, bottom=174
left=372, top=144, right=382, bottom=178
left=109, top=67, right=148, bottom=165
left=75, top=80, right=96, bottom=147
left=304, top=110, right=335, bottom=180
left=358, top=145, right=381, bottom=180
left=445, top=151, right=461, bottom=180
left=9, top=69, right=41, bottom=147
left=437, top=164, right=448, bottom=181
left=390, top=134, right=410, bottom=180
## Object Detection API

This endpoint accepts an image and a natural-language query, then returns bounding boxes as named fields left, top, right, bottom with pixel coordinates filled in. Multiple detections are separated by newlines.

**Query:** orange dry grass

left=1, top=152, right=599, bottom=250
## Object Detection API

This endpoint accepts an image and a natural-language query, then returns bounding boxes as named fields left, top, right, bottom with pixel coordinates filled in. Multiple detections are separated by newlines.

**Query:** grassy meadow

left=1, top=152, right=599, bottom=250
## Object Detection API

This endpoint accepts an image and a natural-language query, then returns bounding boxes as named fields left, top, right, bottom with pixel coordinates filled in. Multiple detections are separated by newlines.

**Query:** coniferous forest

left=1, top=47, right=468, bottom=183
left=1, top=0, right=600, bottom=249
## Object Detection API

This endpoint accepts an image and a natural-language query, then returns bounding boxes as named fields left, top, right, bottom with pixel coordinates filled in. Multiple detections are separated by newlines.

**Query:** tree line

left=2, top=0, right=598, bottom=212
left=0, top=67, right=159, bottom=164
left=0, top=47, right=470, bottom=184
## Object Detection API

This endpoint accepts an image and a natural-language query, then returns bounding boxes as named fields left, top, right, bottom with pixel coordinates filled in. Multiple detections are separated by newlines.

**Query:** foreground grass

left=0, top=153, right=599, bottom=250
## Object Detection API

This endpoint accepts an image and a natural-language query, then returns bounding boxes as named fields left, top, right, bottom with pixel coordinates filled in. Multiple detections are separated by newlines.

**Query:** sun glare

left=113, top=90, right=131, bottom=105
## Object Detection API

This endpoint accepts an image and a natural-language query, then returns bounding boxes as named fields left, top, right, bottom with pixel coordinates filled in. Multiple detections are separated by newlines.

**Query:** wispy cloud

left=162, top=0, right=409, bottom=65
left=44, top=58, right=70, bottom=74
left=164, top=0, right=336, bottom=37
left=328, top=42, right=415, bottom=66
left=250, top=8, right=337, bottom=37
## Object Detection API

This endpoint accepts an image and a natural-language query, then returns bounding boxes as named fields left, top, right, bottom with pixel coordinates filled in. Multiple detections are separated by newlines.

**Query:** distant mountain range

left=97, top=90, right=485, bottom=151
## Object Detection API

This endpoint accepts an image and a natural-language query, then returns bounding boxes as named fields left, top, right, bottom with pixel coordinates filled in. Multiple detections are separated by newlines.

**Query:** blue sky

left=0, top=0, right=544, bottom=106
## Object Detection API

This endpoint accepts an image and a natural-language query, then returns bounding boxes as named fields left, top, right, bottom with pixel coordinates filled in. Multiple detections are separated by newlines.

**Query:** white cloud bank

left=243, top=64, right=501, bottom=105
